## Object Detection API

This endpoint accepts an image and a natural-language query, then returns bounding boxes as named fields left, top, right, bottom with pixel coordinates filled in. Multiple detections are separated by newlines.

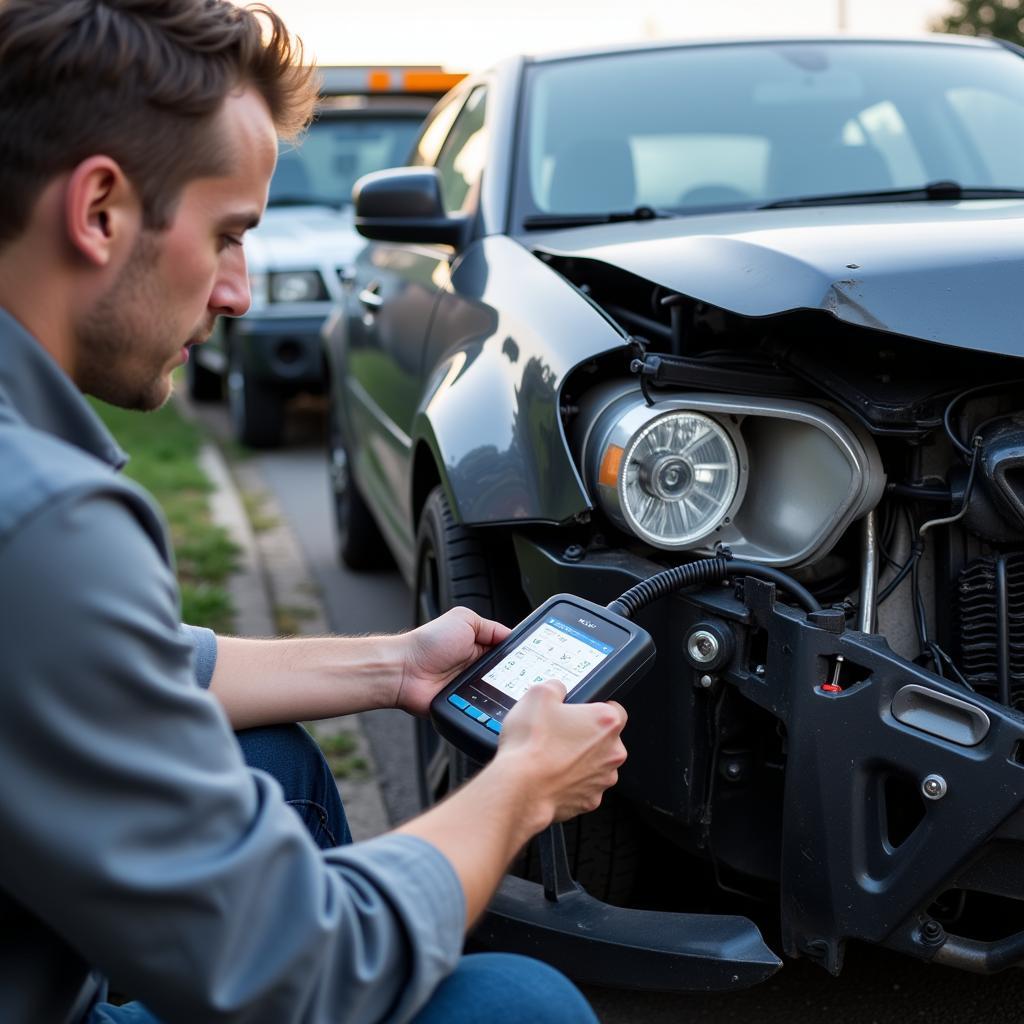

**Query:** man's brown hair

left=0, top=0, right=319, bottom=246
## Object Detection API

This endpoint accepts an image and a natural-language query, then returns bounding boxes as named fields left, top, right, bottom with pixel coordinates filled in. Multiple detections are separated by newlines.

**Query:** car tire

left=228, top=343, right=284, bottom=448
left=413, top=485, right=494, bottom=808
left=184, top=352, right=222, bottom=402
left=327, top=395, right=392, bottom=571
left=412, top=485, right=638, bottom=904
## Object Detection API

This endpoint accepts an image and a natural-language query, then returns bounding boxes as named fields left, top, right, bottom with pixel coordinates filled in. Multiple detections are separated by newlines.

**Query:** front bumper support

left=473, top=872, right=781, bottom=991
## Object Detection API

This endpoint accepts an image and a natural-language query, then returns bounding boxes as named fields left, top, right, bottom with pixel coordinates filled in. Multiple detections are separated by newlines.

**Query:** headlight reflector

left=269, top=270, right=327, bottom=303
left=619, top=411, right=739, bottom=547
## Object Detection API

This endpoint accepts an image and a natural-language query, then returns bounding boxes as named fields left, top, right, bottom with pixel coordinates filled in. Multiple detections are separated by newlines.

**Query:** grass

left=307, top=726, right=370, bottom=780
left=89, top=397, right=238, bottom=633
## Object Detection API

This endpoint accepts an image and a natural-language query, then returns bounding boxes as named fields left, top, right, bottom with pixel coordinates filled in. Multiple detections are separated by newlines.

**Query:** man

left=0, top=2, right=628, bottom=1022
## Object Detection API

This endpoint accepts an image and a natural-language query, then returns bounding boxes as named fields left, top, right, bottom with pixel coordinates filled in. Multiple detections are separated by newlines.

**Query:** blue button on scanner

left=448, top=694, right=470, bottom=711
left=486, top=719, right=502, bottom=734
left=459, top=704, right=490, bottom=724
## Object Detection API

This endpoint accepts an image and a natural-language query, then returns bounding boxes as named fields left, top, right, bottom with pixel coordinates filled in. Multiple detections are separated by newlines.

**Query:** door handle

left=358, top=282, right=383, bottom=310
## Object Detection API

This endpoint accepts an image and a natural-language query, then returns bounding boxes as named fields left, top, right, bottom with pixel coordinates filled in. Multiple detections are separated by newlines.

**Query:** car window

left=412, top=94, right=466, bottom=167
left=272, top=114, right=424, bottom=207
left=434, top=86, right=488, bottom=214
left=946, top=86, right=1024, bottom=185
left=841, top=101, right=926, bottom=186
left=519, top=42, right=1024, bottom=218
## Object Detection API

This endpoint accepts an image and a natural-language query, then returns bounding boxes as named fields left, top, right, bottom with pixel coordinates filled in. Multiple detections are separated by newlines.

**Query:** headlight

left=579, top=385, right=885, bottom=566
left=620, top=411, right=740, bottom=547
left=269, top=271, right=327, bottom=303
left=588, top=405, right=746, bottom=550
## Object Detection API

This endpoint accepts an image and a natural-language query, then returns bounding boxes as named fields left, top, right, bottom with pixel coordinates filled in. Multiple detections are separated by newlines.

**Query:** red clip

left=820, top=655, right=845, bottom=693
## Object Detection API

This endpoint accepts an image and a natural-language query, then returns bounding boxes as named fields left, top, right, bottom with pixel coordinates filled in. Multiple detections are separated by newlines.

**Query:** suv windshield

left=518, top=41, right=1024, bottom=219
left=270, top=112, right=424, bottom=208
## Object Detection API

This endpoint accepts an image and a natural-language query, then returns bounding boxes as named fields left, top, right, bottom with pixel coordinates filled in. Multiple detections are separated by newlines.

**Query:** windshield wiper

left=522, top=205, right=674, bottom=231
left=267, top=195, right=346, bottom=210
left=760, top=181, right=1024, bottom=210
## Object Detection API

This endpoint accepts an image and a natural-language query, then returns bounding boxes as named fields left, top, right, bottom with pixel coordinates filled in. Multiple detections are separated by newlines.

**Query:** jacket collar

left=0, top=309, right=127, bottom=470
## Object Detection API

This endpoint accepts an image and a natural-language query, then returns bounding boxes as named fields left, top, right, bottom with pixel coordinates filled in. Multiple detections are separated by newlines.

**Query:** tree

left=931, top=0, right=1024, bottom=45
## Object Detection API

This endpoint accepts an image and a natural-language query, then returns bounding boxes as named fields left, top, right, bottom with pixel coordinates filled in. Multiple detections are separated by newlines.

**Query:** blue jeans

left=88, top=725, right=596, bottom=1024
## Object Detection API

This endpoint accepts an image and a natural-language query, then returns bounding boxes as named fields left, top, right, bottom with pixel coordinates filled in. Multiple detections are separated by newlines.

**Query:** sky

left=266, top=0, right=955, bottom=70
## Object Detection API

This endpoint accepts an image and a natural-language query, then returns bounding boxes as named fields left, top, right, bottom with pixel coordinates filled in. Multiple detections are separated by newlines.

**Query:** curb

left=180, top=395, right=390, bottom=841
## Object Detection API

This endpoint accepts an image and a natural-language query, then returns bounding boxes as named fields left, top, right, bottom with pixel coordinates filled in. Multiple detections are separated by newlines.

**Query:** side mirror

left=353, top=167, right=469, bottom=247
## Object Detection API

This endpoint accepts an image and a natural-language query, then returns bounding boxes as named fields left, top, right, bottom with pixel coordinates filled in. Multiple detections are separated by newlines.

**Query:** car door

left=344, top=85, right=490, bottom=560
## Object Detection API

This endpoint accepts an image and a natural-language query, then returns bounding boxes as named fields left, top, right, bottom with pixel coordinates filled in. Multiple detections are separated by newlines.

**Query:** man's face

left=76, top=89, right=278, bottom=411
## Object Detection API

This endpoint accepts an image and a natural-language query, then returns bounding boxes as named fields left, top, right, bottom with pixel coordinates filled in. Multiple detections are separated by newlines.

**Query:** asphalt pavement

left=187, top=395, right=1024, bottom=1024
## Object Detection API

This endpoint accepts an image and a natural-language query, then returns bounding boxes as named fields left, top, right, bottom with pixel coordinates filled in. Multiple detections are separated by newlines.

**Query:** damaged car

left=323, top=36, right=1024, bottom=990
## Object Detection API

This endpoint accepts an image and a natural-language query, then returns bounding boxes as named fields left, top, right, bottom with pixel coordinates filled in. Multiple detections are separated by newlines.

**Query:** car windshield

left=269, top=113, right=424, bottom=207
left=518, top=41, right=1024, bottom=220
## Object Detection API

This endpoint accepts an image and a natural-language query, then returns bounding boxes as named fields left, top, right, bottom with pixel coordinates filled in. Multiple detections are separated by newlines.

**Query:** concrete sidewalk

left=180, top=395, right=390, bottom=841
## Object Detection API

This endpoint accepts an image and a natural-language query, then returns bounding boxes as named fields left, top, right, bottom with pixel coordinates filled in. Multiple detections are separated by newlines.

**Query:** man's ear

left=64, top=156, right=141, bottom=268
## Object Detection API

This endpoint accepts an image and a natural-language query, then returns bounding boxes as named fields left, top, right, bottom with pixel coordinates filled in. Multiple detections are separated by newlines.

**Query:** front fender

left=413, top=235, right=626, bottom=527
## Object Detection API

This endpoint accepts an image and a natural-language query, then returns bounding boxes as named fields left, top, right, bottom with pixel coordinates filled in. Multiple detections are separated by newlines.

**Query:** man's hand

left=396, top=677, right=628, bottom=926
left=495, top=681, right=628, bottom=830
left=396, top=606, right=511, bottom=717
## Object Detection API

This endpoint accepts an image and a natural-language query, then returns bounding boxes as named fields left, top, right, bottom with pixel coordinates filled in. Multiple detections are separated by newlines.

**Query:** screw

left=563, top=544, right=584, bottom=562
left=687, top=629, right=721, bottom=665
left=922, top=774, right=948, bottom=801
left=724, top=761, right=743, bottom=781
left=698, top=673, right=714, bottom=688
left=755, top=664, right=766, bottom=676
left=921, top=920, right=945, bottom=945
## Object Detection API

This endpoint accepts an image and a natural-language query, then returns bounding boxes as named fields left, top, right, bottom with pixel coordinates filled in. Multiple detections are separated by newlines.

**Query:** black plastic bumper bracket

left=472, top=874, right=781, bottom=992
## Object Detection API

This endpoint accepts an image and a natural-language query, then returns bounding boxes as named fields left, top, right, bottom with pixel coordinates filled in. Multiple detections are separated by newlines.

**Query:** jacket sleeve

left=181, top=623, right=218, bottom=689
left=0, top=489, right=465, bottom=1023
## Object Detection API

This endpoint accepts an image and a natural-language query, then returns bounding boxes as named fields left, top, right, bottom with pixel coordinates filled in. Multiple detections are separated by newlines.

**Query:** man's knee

left=235, top=724, right=351, bottom=848
left=413, top=953, right=598, bottom=1024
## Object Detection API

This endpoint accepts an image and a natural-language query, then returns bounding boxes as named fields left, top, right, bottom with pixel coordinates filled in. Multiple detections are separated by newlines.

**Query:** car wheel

left=327, top=395, right=392, bottom=571
left=413, top=485, right=494, bottom=808
left=184, top=352, right=222, bottom=402
left=412, top=485, right=639, bottom=903
left=227, top=343, right=284, bottom=448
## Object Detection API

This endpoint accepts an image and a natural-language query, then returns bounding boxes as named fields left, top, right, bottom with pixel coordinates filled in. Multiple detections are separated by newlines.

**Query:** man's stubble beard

left=76, top=232, right=180, bottom=412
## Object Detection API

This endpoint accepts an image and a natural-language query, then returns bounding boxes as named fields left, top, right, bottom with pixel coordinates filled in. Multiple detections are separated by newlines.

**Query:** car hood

left=245, top=205, right=365, bottom=271
left=528, top=200, right=1024, bottom=359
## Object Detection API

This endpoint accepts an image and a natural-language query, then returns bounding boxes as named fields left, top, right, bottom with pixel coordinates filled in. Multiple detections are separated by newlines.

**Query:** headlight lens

left=614, top=410, right=740, bottom=548
left=269, top=270, right=327, bottom=303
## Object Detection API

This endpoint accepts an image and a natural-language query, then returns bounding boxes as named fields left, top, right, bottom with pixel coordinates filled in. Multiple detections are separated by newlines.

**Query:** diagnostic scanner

left=430, top=594, right=655, bottom=763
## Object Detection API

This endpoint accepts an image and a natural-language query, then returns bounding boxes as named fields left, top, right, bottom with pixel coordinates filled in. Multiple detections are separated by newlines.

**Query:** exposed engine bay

left=524, top=254, right=1024, bottom=974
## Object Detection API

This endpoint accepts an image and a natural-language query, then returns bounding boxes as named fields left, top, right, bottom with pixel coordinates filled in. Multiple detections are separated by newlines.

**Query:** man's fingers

left=526, top=678, right=567, bottom=703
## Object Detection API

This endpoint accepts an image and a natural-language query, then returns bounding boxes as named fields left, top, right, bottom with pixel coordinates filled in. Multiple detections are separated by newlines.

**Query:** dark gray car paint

left=335, top=35, right=1024, bottom=585
left=527, top=199, right=1024, bottom=358
left=412, top=235, right=620, bottom=530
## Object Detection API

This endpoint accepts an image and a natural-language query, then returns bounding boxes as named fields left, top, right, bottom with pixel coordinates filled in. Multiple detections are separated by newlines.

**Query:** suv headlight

left=589, top=405, right=747, bottom=549
left=269, top=270, right=327, bottom=303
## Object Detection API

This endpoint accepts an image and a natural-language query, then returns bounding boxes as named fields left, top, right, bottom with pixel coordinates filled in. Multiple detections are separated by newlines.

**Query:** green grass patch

left=307, top=725, right=370, bottom=780
left=241, top=489, right=279, bottom=534
left=89, top=398, right=238, bottom=632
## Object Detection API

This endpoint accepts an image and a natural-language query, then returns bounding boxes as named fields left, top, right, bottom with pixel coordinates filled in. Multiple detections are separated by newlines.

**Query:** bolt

left=922, top=774, right=948, bottom=801
left=724, top=761, right=743, bottom=781
left=921, top=920, right=945, bottom=946
left=563, top=544, right=584, bottom=563
left=687, top=629, right=721, bottom=665
left=755, top=664, right=766, bottom=676
left=698, top=673, right=714, bottom=688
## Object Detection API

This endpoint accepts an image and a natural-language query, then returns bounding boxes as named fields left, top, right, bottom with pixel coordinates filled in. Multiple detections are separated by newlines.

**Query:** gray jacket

left=0, top=310, right=465, bottom=1023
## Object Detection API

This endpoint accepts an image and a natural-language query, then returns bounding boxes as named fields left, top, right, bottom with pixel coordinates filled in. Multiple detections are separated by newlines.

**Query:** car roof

left=520, top=33, right=1009, bottom=67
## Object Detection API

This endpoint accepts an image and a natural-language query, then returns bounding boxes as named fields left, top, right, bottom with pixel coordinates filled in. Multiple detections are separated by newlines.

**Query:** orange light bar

left=402, top=71, right=465, bottom=93
left=367, top=70, right=393, bottom=91
left=599, top=444, right=625, bottom=488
